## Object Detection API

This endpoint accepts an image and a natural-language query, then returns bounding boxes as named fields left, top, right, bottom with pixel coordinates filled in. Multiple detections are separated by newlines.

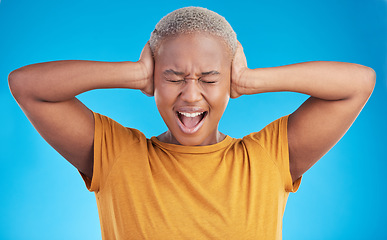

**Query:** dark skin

left=8, top=32, right=375, bottom=182
left=154, top=34, right=231, bottom=146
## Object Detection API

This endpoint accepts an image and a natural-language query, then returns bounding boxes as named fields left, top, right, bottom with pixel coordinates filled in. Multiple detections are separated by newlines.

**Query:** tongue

left=180, top=115, right=202, bottom=129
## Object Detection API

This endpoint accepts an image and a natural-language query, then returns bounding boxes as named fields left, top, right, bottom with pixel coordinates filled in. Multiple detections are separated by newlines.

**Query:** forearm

left=240, top=61, right=376, bottom=100
left=8, top=60, right=146, bottom=102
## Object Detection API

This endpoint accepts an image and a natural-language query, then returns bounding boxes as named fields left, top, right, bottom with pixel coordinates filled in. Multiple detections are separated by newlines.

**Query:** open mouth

left=176, top=111, right=208, bottom=134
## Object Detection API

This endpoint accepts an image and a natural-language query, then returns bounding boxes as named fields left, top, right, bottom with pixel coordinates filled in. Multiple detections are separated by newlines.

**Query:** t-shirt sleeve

left=247, top=115, right=301, bottom=192
left=80, top=112, right=145, bottom=192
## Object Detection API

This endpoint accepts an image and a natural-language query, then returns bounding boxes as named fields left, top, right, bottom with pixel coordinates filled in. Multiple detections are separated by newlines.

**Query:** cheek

left=206, top=84, right=230, bottom=112
left=154, top=79, right=178, bottom=112
left=154, top=87, right=169, bottom=110
left=153, top=64, right=176, bottom=106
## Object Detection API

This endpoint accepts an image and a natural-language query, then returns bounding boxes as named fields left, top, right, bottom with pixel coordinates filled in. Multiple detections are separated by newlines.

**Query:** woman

left=9, top=7, right=375, bottom=240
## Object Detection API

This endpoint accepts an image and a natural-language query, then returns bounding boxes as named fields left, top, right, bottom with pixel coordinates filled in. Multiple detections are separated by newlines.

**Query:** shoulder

left=93, top=112, right=147, bottom=145
left=241, top=115, right=300, bottom=192
left=243, top=115, right=289, bottom=149
left=241, top=115, right=290, bottom=174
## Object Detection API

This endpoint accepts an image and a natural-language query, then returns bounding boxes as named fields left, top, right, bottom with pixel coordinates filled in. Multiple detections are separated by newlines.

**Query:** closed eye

left=199, top=71, right=220, bottom=84
left=199, top=75, right=219, bottom=84
left=166, top=79, right=184, bottom=83
left=200, top=79, right=217, bottom=84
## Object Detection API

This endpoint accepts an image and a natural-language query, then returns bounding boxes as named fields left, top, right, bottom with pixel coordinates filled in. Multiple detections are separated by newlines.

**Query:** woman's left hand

left=231, top=41, right=249, bottom=98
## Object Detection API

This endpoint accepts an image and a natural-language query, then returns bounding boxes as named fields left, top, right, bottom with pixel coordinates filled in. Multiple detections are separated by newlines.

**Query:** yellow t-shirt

left=82, top=112, right=301, bottom=240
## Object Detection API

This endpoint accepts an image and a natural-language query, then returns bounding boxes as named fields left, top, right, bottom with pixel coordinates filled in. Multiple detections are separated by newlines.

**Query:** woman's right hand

left=138, top=42, right=154, bottom=96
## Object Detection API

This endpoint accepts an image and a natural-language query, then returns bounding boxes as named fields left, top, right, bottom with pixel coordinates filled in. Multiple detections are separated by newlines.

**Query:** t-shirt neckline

left=150, top=135, right=235, bottom=154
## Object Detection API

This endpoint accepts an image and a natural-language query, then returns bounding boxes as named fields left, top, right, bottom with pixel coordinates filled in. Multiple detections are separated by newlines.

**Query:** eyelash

left=167, top=79, right=184, bottom=83
left=166, top=78, right=217, bottom=84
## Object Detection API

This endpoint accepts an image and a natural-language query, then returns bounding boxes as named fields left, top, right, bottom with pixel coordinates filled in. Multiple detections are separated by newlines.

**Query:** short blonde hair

left=149, top=7, right=237, bottom=55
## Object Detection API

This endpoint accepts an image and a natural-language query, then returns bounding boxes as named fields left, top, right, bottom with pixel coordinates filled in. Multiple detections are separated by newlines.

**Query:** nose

left=180, top=79, right=203, bottom=103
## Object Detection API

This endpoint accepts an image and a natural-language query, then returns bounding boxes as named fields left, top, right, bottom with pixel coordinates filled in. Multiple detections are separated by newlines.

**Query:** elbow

left=361, top=66, right=376, bottom=97
left=8, top=69, right=21, bottom=99
left=8, top=68, right=29, bottom=102
left=352, top=65, right=376, bottom=99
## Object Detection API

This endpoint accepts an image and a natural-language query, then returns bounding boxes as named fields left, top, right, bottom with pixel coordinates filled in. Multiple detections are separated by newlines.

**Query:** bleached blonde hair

left=149, top=7, right=237, bottom=56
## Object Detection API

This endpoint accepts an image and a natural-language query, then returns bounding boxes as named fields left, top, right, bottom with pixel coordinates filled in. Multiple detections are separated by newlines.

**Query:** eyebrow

left=163, top=69, right=185, bottom=76
left=163, top=69, right=220, bottom=76
left=201, top=70, right=220, bottom=76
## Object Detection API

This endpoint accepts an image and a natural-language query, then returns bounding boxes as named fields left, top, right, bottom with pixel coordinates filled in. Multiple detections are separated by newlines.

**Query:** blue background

left=1, top=0, right=386, bottom=239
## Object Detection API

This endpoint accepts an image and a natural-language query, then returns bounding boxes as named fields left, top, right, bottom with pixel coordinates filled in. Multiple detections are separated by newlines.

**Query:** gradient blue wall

left=1, top=0, right=386, bottom=239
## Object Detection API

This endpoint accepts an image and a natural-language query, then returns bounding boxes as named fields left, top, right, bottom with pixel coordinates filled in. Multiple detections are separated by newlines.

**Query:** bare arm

left=8, top=43, right=154, bottom=179
left=232, top=42, right=375, bottom=182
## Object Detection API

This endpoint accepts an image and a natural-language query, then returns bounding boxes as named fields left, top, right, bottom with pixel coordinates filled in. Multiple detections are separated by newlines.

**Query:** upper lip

left=174, top=106, right=207, bottom=113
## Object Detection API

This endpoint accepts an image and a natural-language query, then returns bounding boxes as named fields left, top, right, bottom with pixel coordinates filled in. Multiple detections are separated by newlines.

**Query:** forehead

left=155, top=33, right=232, bottom=70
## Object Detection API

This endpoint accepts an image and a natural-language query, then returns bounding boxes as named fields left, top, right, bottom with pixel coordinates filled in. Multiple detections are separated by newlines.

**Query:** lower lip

left=176, top=113, right=207, bottom=134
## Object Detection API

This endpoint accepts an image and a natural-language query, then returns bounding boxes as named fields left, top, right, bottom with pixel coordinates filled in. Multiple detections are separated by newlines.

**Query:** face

left=154, top=33, right=232, bottom=146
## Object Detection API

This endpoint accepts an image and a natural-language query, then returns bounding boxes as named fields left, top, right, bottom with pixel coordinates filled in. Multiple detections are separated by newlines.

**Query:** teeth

left=179, top=112, right=204, bottom=118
